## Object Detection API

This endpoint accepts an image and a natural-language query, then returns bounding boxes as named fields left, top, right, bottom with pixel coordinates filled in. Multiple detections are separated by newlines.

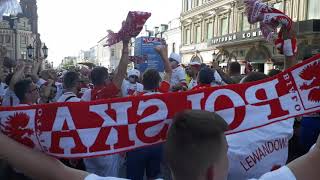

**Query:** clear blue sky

left=37, top=0, right=182, bottom=66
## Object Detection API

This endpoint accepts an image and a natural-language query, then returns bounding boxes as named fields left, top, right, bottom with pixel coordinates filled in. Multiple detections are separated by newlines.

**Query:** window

left=186, top=0, right=192, bottom=11
left=0, top=35, right=3, bottom=43
left=21, top=51, right=27, bottom=60
left=220, top=17, right=229, bottom=35
left=185, top=28, right=191, bottom=44
left=195, top=0, right=202, bottom=6
left=273, top=1, right=284, bottom=11
left=240, top=12, right=250, bottom=31
left=308, top=0, right=320, bottom=19
left=195, top=26, right=201, bottom=43
left=172, top=43, right=176, bottom=53
left=207, top=22, right=213, bottom=40
left=6, top=35, right=11, bottom=43
left=21, top=36, right=27, bottom=44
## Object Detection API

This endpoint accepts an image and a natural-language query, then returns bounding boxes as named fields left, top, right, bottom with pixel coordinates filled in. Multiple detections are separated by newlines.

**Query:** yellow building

left=180, top=0, right=320, bottom=74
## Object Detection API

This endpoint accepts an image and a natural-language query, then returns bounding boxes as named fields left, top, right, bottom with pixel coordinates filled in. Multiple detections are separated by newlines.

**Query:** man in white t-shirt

left=2, top=62, right=26, bottom=106
left=121, top=69, right=143, bottom=97
left=187, top=61, right=201, bottom=90
left=57, top=71, right=81, bottom=102
left=227, top=72, right=294, bottom=180
left=2, top=88, right=20, bottom=106
left=37, top=70, right=63, bottom=102
left=169, top=53, right=187, bottom=91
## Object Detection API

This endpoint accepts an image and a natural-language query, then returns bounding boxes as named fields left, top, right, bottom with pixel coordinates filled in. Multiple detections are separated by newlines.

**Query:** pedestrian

left=57, top=71, right=81, bottom=102
left=187, top=61, right=201, bottom=90
left=81, top=38, right=130, bottom=177
left=121, top=69, right=143, bottom=97
left=191, top=67, right=215, bottom=90
left=228, top=61, right=244, bottom=83
left=126, top=44, right=172, bottom=180
left=169, top=53, right=187, bottom=92
left=227, top=72, right=294, bottom=180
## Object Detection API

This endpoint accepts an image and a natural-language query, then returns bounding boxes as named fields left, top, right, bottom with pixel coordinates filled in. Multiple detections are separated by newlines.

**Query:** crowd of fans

left=0, top=33, right=319, bottom=180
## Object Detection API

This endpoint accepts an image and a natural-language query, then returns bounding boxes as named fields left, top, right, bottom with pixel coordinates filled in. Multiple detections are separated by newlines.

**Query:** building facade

left=96, top=36, right=110, bottom=68
left=180, top=0, right=320, bottom=74
left=60, top=56, right=77, bottom=69
left=162, top=18, right=182, bottom=55
left=0, top=0, right=41, bottom=61
left=0, top=17, right=33, bottom=60
left=96, top=36, right=123, bottom=71
left=109, top=42, right=123, bottom=72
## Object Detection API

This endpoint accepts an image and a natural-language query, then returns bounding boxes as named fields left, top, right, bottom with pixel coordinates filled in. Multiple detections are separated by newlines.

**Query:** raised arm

left=212, top=61, right=234, bottom=84
left=155, top=44, right=172, bottom=82
left=287, top=135, right=320, bottom=179
left=282, top=29, right=298, bottom=70
left=9, top=61, right=25, bottom=90
left=0, top=133, right=88, bottom=180
left=112, top=40, right=129, bottom=89
left=31, top=58, right=44, bottom=83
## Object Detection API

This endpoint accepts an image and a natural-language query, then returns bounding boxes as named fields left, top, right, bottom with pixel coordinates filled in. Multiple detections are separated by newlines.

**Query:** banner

left=134, top=37, right=165, bottom=72
left=0, top=54, right=320, bottom=158
left=129, top=55, right=148, bottom=64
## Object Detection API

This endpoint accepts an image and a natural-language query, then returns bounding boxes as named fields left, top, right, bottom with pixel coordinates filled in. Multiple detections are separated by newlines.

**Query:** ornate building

left=180, top=0, right=320, bottom=74
left=0, top=0, right=41, bottom=61
left=20, top=0, right=38, bottom=34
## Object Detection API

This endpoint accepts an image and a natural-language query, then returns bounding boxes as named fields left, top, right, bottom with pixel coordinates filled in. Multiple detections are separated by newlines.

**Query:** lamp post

left=27, top=43, right=48, bottom=60
left=27, top=44, right=34, bottom=59
left=42, top=43, right=48, bottom=59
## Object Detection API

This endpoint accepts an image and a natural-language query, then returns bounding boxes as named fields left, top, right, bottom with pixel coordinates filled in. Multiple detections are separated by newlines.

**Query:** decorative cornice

left=181, top=0, right=236, bottom=19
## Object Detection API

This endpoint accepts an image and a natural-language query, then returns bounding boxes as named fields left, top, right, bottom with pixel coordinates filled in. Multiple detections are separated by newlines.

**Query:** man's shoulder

left=249, top=166, right=296, bottom=180
left=176, top=66, right=185, bottom=72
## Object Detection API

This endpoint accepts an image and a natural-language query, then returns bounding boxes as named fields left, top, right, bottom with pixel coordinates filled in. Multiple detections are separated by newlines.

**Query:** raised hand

left=15, top=61, right=26, bottom=72
left=154, top=44, right=168, bottom=59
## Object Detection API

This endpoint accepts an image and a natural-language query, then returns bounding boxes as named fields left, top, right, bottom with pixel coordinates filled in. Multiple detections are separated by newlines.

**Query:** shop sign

left=208, top=29, right=263, bottom=46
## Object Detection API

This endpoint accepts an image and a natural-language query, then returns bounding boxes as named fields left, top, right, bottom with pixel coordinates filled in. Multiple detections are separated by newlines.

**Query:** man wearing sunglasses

left=121, top=69, right=143, bottom=97
left=14, top=79, right=39, bottom=106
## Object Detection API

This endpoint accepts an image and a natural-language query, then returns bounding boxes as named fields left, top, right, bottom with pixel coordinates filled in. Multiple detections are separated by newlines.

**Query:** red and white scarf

left=104, top=11, right=151, bottom=46
left=244, top=0, right=297, bottom=56
left=0, top=54, right=320, bottom=158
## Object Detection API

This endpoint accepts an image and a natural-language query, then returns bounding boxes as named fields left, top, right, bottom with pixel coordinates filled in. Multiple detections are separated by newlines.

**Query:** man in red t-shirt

left=81, top=39, right=130, bottom=177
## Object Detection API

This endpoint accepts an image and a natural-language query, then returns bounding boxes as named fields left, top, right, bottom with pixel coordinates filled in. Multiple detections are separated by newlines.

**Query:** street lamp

left=27, top=43, right=49, bottom=60
left=42, top=43, right=48, bottom=59
left=27, top=44, right=34, bottom=59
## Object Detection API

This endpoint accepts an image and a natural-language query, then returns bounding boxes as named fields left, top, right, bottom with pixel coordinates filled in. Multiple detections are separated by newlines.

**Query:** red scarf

left=105, top=11, right=151, bottom=46
left=0, top=54, right=320, bottom=158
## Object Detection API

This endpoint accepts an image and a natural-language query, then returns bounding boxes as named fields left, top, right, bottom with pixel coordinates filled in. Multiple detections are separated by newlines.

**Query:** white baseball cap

left=189, top=61, right=201, bottom=66
left=127, top=69, right=140, bottom=77
left=169, top=53, right=181, bottom=64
